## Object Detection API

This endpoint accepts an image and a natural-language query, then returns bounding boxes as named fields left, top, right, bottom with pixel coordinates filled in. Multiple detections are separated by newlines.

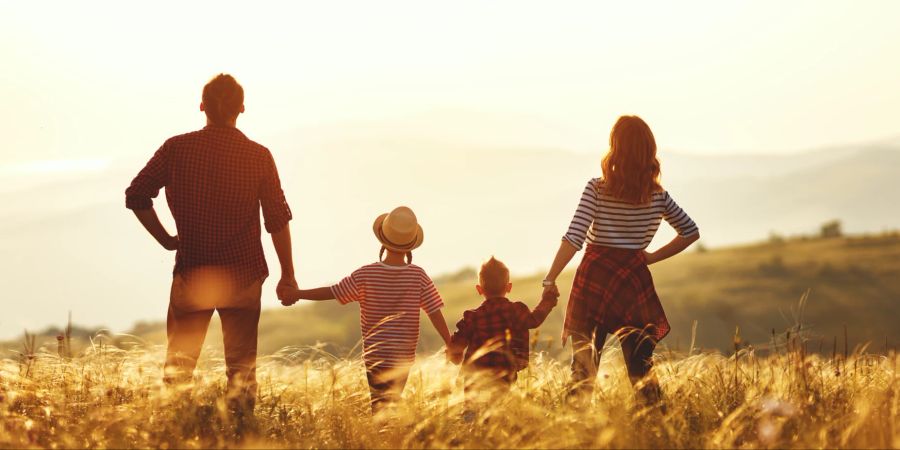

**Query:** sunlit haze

left=2, top=1, right=899, bottom=337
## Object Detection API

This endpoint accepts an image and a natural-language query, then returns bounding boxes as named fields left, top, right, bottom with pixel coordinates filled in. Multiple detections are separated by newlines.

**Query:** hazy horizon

left=2, top=135, right=898, bottom=340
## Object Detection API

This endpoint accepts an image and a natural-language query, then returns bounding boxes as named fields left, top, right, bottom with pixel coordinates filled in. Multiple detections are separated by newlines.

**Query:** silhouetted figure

left=446, top=257, right=558, bottom=417
left=542, top=115, right=700, bottom=407
left=278, top=206, right=453, bottom=413
left=125, top=74, right=296, bottom=425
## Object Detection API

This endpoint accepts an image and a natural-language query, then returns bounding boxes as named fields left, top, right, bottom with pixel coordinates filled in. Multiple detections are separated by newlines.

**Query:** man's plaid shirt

left=449, top=295, right=557, bottom=372
left=125, top=125, right=292, bottom=288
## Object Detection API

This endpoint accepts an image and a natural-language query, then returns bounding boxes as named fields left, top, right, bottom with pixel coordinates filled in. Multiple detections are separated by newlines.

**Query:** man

left=125, top=74, right=296, bottom=418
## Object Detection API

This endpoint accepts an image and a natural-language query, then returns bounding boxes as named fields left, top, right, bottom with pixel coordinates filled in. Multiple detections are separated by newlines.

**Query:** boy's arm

left=427, top=310, right=452, bottom=346
left=523, top=291, right=559, bottom=329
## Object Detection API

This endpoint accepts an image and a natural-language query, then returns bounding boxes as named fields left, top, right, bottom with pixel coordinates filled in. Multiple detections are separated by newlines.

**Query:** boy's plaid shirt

left=125, top=125, right=292, bottom=288
left=449, top=295, right=557, bottom=372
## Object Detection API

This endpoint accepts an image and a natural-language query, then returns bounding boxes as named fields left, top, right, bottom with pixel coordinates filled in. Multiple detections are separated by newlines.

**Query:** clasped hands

left=276, top=275, right=299, bottom=306
left=542, top=284, right=560, bottom=303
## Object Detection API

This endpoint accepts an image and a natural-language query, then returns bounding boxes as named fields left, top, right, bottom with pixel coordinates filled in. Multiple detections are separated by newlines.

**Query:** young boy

left=447, top=257, right=558, bottom=394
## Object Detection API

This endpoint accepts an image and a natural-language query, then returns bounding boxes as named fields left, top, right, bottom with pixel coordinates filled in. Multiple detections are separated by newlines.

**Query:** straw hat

left=372, top=206, right=424, bottom=252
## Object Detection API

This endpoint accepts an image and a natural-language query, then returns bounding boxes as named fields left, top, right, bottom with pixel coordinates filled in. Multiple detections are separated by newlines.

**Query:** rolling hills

left=5, top=232, right=899, bottom=359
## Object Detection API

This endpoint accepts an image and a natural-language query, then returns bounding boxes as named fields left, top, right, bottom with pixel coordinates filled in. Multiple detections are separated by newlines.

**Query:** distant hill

left=5, top=233, right=899, bottom=359
left=0, top=133, right=897, bottom=341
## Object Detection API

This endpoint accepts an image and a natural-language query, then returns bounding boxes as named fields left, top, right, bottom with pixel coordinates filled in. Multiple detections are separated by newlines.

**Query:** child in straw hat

left=278, top=206, right=452, bottom=411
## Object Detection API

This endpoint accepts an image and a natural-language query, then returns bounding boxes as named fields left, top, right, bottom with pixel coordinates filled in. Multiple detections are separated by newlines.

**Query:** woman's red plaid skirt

left=563, top=245, right=670, bottom=344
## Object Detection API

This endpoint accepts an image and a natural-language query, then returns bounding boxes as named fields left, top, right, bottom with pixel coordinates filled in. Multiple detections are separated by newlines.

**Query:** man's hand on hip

left=132, top=208, right=179, bottom=252
left=161, top=234, right=179, bottom=251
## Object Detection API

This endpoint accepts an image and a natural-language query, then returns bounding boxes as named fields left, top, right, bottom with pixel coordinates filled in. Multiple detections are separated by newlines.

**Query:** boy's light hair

left=479, top=256, right=510, bottom=296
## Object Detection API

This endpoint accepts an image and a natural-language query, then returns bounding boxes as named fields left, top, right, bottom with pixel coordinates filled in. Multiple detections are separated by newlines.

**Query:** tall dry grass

left=0, top=334, right=897, bottom=449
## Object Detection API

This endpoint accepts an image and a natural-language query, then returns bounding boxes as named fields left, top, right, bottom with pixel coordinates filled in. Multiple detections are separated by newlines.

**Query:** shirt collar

left=203, top=124, right=246, bottom=136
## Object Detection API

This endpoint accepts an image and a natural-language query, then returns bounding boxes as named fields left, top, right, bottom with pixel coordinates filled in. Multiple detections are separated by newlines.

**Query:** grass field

left=1, top=341, right=897, bottom=448
left=2, top=233, right=899, bottom=448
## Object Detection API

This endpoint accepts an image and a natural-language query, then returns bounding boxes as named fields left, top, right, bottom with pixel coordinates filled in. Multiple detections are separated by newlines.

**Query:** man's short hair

left=202, top=74, right=243, bottom=125
left=479, top=256, right=510, bottom=296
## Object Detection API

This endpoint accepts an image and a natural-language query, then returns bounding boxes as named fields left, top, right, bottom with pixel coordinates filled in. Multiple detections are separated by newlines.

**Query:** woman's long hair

left=600, top=115, right=662, bottom=204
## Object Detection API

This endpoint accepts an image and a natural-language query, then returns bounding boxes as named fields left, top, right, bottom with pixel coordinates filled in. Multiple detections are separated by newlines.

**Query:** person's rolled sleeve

left=259, top=148, right=293, bottom=233
left=125, top=193, right=154, bottom=210
left=125, top=144, right=170, bottom=210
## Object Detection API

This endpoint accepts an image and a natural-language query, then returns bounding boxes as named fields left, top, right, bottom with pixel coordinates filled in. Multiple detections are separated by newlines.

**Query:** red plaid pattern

left=450, top=296, right=556, bottom=372
left=563, top=245, right=670, bottom=343
left=125, top=125, right=292, bottom=288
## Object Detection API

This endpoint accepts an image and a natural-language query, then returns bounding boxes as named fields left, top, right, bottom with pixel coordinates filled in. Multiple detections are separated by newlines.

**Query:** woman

left=542, top=115, right=700, bottom=405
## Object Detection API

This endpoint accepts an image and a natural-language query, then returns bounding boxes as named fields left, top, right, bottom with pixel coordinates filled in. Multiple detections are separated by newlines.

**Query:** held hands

left=445, top=344, right=464, bottom=366
left=542, top=287, right=560, bottom=306
left=277, top=288, right=302, bottom=306
left=276, top=275, right=299, bottom=306
left=542, top=283, right=560, bottom=303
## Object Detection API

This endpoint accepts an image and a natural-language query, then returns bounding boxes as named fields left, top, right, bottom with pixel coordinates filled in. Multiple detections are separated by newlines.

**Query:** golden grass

left=1, top=339, right=897, bottom=449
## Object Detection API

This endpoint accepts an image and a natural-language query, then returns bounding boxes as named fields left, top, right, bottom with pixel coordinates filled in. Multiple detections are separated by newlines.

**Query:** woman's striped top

left=563, top=178, right=699, bottom=250
left=331, top=262, right=444, bottom=370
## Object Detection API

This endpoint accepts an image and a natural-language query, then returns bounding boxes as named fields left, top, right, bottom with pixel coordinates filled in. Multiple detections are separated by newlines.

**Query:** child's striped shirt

left=564, top=178, right=699, bottom=250
left=331, top=262, right=444, bottom=370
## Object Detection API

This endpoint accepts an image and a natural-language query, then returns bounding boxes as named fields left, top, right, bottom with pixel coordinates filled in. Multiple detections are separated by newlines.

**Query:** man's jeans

left=164, top=273, right=263, bottom=414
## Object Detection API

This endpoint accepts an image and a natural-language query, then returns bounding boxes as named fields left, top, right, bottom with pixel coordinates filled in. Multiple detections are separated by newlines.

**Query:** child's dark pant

left=463, top=365, right=519, bottom=391
left=462, top=367, right=516, bottom=418
left=366, top=366, right=410, bottom=412
left=570, top=325, right=661, bottom=402
left=463, top=367, right=517, bottom=395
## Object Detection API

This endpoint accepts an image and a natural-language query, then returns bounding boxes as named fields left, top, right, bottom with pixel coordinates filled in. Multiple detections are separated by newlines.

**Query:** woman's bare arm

left=542, top=240, right=579, bottom=297
left=644, top=233, right=700, bottom=265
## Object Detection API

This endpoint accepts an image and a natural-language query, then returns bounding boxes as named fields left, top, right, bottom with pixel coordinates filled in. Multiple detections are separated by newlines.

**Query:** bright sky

left=2, top=1, right=900, bottom=170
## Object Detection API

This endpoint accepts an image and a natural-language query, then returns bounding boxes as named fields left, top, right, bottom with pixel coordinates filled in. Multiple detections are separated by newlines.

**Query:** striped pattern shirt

left=563, top=178, right=699, bottom=250
left=331, top=262, right=444, bottom=370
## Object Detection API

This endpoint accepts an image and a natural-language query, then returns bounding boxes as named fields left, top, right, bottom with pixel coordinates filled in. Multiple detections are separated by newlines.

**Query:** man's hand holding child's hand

left=277, top=287, right=302, bottom=306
